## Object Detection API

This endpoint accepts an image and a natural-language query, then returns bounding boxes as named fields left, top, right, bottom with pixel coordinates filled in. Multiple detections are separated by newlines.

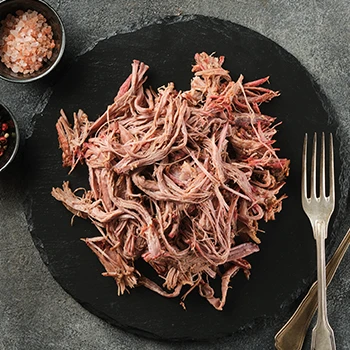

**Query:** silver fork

left=302, top=132, right=336, bottom=350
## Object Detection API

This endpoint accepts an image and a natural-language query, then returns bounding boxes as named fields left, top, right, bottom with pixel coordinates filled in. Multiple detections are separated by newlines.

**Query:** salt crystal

left=0, top=9, right=55, bottom=74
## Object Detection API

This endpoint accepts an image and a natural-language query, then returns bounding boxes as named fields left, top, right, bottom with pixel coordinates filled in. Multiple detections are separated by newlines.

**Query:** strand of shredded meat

left=52, top=52, right=290, bottom=310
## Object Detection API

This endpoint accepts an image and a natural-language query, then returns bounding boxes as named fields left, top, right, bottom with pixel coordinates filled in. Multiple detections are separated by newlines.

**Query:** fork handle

left=314, top=220, right=328, bottom=323
left=274, top=228, right=350, bottom=350
left=311, top=220, right=336, bottom=350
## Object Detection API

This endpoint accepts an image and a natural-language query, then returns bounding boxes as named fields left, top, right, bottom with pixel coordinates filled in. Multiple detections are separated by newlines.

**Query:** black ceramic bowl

left=0, top=0, right=65, bottom=83
left=0, top=103, right=19, bottom=172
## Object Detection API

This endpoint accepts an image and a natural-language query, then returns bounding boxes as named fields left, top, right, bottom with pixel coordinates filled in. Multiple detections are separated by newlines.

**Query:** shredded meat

left=52, top=52, right=290, bottom=310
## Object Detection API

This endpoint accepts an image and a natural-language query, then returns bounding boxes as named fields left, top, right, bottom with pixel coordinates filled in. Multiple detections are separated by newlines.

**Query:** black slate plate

left=25, top=15, right=341, bottom=341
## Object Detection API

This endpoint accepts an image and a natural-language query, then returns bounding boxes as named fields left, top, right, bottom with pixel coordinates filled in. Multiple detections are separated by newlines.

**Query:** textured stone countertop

left=0, top=1, right=349, bottom=349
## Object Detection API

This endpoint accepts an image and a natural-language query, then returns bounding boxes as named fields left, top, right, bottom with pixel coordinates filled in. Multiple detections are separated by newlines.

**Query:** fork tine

left=329, top=133, right=335, bottom=201
left=302, top=133, right=308, bottom=200
left=320, top=132, right=326, bottom=197
left=310, top=132, right=317, bottom=198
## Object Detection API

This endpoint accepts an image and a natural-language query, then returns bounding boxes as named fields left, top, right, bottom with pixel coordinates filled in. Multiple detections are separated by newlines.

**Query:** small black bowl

left=0, top=103, right=19, bottom=171
left=0, top=0, right=65, bottom=83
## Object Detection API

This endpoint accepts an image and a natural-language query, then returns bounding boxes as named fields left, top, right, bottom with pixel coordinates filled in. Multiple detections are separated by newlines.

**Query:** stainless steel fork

left=302, top=132, right=336, bottom=350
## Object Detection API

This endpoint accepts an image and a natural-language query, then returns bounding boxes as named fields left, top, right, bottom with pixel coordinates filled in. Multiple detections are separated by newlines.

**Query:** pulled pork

left=52, top=52, right=289, bottom=310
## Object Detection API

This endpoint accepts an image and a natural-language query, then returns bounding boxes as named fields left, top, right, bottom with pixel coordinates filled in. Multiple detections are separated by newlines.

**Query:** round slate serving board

left=25, top=15, right=341, bottom=341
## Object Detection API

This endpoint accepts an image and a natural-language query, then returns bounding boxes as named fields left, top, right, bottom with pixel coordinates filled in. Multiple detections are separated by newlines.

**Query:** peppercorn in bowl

left=0, top=103, right=19, bottom=172
left=0, top=0, right=65, bottom=83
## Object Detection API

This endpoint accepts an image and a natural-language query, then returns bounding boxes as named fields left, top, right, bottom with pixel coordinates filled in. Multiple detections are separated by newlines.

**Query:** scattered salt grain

left=0, top=9, right=55, bottom=74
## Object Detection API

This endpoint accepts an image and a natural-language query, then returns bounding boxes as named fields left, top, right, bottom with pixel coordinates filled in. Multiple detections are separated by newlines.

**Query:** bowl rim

left=0, top=102, right=20, bottom=172
left=0, top=0, right=66, bottom=83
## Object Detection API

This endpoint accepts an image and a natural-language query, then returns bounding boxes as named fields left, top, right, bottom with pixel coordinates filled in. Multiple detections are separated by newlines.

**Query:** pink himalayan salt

left=0, top=9, right=55, bottom=74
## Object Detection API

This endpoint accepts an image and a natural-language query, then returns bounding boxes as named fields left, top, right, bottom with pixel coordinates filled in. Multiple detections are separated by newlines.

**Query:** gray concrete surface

left=0, top=0, right=349, bottom=349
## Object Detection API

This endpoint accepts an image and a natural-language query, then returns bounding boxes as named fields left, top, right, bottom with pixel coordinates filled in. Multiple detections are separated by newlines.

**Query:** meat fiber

left=52, top=52, right=289, bottom=310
